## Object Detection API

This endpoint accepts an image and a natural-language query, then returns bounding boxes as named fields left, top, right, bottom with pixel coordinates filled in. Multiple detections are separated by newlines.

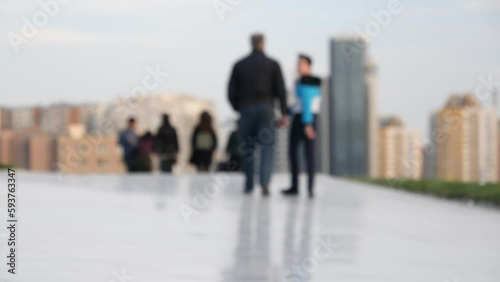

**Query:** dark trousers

left=193, top=151, right=213, bottom=172
left=289, top=114, right=317, bottom=192
left=124, top=155, right=137, bottom=173
left=239, top=104, right=275, bottom=191
left=125, top=159, right=135, bottom=173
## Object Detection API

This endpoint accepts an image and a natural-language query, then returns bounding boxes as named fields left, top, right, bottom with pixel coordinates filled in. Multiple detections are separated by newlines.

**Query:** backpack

left=195, top=131, right=214, bottom=151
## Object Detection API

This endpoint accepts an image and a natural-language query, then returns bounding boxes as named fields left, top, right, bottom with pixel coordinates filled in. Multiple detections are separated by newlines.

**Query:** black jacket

left=155, top=122, right=179, bottom=155
left=228, top=50, right=287, bottom=115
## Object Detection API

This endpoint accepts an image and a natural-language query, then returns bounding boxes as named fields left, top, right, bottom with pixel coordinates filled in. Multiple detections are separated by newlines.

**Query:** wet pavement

left=1, top=173, right=499, bottom=282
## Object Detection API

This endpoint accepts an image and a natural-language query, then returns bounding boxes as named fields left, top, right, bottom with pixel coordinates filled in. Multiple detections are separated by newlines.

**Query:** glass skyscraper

left=327, top=36, right=378, bottom=177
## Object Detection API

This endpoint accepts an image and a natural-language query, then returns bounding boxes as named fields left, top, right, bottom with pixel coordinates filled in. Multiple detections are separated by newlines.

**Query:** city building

left=366, top=59, right=379, bottom=178
left=33, top=107, right=42, bottom=128
left=84, top=103, right=112, bottom=135
left=327, top=36, right=378, bottom=177
left=0, top=108, right=12, bottom=132
left=318, top=76, right=331, bottom=174
left=9, top=127, right=46, bottom=169
left=1, top=124, right=125, bottom=174
left=422, top=113, right=439, bottom=179
left=55, top=133, right=124, bottom=174
left=436, top=94, right=498, bottom=183
left=40, top=104, right=80, bottom=135
left=11, top=107, right=37, bottom=131
left=498, top=120, right=500, bottom=181
left=273, top=125, right=289, bottom=173
left=378, top=117, right=422, bottom=180
left=0, top=130, right=16, bottom=165
left=28, top=132, right=55, bottom=171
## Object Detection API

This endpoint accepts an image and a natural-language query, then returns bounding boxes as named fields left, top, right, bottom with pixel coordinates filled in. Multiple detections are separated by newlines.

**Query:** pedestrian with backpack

left=190, top=111, right=218, bottom=172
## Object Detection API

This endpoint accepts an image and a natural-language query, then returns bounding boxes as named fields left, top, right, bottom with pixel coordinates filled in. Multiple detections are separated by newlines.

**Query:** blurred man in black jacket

left=228, top=33, right=288, bottom=196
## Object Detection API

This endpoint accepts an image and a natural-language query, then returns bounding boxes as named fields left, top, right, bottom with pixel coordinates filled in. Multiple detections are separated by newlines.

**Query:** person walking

left=282, top=54, right=321, bottom=198
left=155, top=114, right=179, bottom=173
left=118, top=117, right=139, bottom=173
left=190, top=112, right=218, bottom=172
left=228, top=33, right=288, bottom=196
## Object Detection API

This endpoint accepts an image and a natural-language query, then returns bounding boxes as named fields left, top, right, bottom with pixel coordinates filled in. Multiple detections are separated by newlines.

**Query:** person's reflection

left=114, top=174, right=178, bottom=209
left=222, top=196, right=271, bottom=281
left=154, top=174, right=179, bottom=210
left=282, top=198, right=314, bottom=282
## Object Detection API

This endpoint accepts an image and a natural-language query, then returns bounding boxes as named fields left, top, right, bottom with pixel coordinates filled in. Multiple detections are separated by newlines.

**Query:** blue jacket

left=118, top=129, right=138, bottom=160
left=293, top=76, right=322, bottom=124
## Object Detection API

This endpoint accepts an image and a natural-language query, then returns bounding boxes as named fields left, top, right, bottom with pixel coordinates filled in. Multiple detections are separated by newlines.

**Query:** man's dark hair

left=251, top=33, right=265, bottom=50
left=299, top=54, right=312, bottom=66
left=128, top=117, right=136, bottom=125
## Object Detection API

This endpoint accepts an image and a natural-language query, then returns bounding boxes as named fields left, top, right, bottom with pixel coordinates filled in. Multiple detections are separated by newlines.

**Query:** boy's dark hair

left=299, top=54, right=312, bottom=66
left=128, top=117, right=136, bottom=125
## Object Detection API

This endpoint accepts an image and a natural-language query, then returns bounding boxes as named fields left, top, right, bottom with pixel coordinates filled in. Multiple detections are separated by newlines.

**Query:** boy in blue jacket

left=282, top=54, right=321, bottom=198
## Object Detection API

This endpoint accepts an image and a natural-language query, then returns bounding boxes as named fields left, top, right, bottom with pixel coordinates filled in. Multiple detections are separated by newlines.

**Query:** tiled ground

left=0, top=172, right=499, bottom=282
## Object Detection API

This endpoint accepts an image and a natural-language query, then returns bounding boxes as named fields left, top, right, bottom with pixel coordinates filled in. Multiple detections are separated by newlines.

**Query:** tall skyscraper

left=436, top=94, right=498, bottom=183
left=328, top=36, right=378, bottom=177
left=366, top=58, right=379, bottom=178
left=318, top=76, right=331, bottom=174
left=378, top=117, right=422, bottom=180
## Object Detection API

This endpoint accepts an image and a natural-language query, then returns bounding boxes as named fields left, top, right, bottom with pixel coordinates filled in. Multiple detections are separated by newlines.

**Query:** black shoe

left=243, top=188, right=253, bottom=195
left=262, top=186, right=270, bottom=197
left=281, top=187, right=299, bottom=196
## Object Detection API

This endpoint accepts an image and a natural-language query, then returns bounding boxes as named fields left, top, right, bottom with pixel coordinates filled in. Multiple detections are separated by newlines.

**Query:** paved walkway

left=1, top=173, right=499, bottom=282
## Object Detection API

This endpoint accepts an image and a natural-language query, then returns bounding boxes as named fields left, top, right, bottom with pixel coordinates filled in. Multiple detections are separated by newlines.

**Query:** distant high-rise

left=273, top=126, right=289, bottom=173
left=497, top=121, right=500, bottom=181
left=41, top=104, right=84, bottom=135
left=328, top=36, right=378, bottom=177
left=55, top=134, right=124, bottom=174
left=28, top=132, right=55, bottom=172
left=0, top=108, right=12, bottom=132
left=318, top=76, right=331, bottom=174
left=423, top=112, right=439, bottom=179
left=436, top=94, right=497, bottom=183
left=0, top=130, right=15, bottom=165
left=378, top=116, right=422, bottom=180
left=10, top=107, right=36, bottom=131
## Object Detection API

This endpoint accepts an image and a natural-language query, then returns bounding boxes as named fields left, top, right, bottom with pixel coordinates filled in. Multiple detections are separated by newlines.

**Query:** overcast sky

left=1, top=0, right=499, bottom=137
